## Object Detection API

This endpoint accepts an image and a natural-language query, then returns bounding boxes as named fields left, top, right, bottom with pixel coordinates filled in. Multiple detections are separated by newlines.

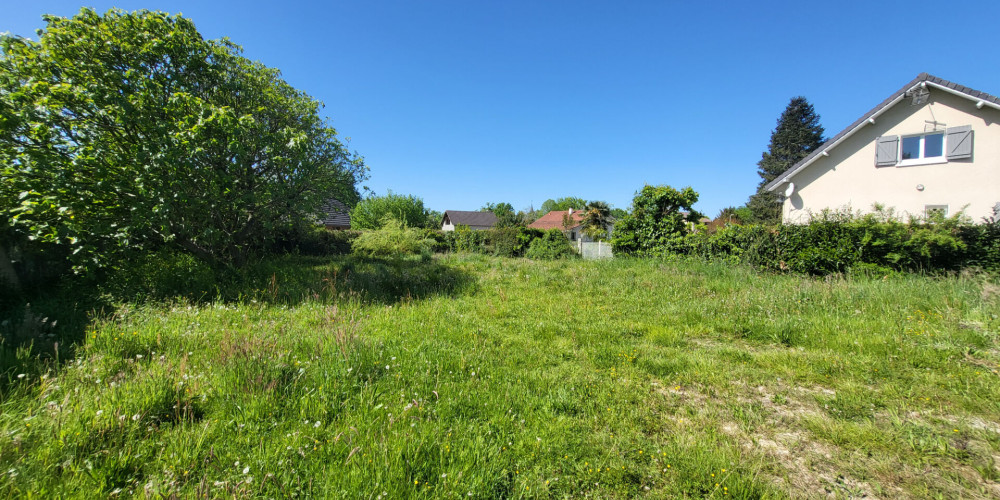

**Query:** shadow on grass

left=0, top=253, right=474, bottom=395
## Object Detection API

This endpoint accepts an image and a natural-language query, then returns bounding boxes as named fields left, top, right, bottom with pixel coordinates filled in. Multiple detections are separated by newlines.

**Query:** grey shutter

left=875, top=135, right=899, bottom=166
left=946, top=125, right=973, bottom=160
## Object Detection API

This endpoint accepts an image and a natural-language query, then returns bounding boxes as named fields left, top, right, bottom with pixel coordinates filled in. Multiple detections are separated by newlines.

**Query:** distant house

left=765, top=73, right=1000, bottom=223
left=319, top=199, right=351, bottom=230
left=441, top=210, right=498, bottom=231
left=528, top=209, right=611, bottom=242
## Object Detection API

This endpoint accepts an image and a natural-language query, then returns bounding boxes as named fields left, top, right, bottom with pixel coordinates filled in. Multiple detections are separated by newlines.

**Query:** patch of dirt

left=662, top=380, right=880, bottom=498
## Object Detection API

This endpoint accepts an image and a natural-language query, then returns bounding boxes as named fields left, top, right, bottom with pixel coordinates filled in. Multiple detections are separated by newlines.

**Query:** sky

left=4, top=0, right=999, bottom=217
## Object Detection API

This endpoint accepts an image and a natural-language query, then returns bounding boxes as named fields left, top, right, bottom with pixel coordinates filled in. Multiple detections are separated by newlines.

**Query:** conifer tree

left=747, top=97, right=825, bottom=224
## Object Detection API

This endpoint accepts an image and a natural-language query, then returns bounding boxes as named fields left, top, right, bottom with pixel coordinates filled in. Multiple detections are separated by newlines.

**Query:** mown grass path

left=2, top=255, right=999, bottom=498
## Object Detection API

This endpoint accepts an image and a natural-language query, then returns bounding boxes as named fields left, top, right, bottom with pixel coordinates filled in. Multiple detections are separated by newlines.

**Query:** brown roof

left=528, top=210, right=585, bottom=230
left=442, top=210, right=498, bottom=227
left=320, top=199, right=351, bottom=228
left=766, top=73, right=1000, bottom=192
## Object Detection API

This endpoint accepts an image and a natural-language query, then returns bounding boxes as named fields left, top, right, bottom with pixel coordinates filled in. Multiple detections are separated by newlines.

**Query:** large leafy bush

left=351, top=219, right=434, bottom=258
left=526, top=230, right=576, bottom=260
left=1, top=8, right=366, bottom=270
left=350, top=192, right=431, bottom=230
left=611, top=185, right=702, bottom=256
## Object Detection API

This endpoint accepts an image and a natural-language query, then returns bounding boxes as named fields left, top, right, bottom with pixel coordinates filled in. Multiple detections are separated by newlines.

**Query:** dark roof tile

left=443, top=210, right=498, bottom=227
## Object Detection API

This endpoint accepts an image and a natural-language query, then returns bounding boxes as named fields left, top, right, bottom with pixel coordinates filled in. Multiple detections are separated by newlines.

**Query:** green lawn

left=2, top=255, right=999, bottom=498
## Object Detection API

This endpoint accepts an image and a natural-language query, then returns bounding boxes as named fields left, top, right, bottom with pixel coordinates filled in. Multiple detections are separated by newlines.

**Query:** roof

left=320, top=199, right=351, bottom=227
left=765, top=73, right=1000, bottom=192
left=442, top=210, right=498, bottom=227
left=528, top=210, right=586, bottom=230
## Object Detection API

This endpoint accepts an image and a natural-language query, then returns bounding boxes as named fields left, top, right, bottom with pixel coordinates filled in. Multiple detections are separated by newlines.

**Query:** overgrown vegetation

left=686, top=207, right=1000, bottom=275
left=2, top=255, right=999, bottom=498
left=350, top=192, right=436, bottom=230
left=611, top=185, right=702, bottom=256
left=351, top=219, right=435, bottom=258
left=525, top=229, right=578, bottom=260
left=0, top=8, right=366, bottom=271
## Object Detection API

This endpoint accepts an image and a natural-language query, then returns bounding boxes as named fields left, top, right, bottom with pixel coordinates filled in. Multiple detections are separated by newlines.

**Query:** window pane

left=924, top=133, right=943, bottom=157
left=901, top=136, right=920, bottom=159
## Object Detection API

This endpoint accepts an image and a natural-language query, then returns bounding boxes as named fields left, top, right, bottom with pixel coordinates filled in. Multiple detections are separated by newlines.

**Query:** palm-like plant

left=580, top=201, right=612, bottom=240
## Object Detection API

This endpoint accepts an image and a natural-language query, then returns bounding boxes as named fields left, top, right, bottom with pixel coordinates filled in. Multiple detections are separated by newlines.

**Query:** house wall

left=441, top=222, right=493, bottom=231
left=781, top=89, right=1000, bottom=223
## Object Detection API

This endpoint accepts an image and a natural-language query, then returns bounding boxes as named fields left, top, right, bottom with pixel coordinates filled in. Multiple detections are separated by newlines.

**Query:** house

left=765, top=73, right=1000, bottom=223
left=441, top=210, right=498, bottom=231
left=528, top=209, right=611, bottom=242
left=319, top=199, right=351, bottom=230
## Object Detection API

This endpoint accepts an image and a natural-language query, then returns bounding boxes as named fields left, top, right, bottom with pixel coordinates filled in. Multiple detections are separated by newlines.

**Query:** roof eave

left=765, top=73, right=1000, bottom=193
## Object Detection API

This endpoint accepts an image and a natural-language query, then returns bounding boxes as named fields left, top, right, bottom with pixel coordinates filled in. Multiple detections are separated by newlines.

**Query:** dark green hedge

left=683, top=211, right=1000, bottom=275
left=434, top=227, right=549, bottom=258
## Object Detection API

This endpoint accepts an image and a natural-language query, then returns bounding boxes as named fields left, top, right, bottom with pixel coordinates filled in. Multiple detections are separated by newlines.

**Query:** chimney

left=567, top=208, right=573, bottom=216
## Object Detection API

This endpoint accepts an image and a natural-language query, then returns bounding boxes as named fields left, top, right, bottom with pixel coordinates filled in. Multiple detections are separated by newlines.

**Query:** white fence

left=579, top=241, right=613, bottom=260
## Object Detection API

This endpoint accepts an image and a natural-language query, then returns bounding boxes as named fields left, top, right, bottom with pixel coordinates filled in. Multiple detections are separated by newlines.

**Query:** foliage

left=959, top=208, right=1000, bottom=272
left=611, top=185, right=701, bottom=256
left=441, top=226, right=543, bottom=257
left=481, top=202, right=525, bottom=228
left=685, top=207, right=987, bottom=275
left=540, top=197, right=587, bottom=213
left=350, top=192, right=428, bottom=230
left=746, top=97, right=825, bottom=225
left=422, top=209, right=444, bottom=229
left=351, top=218, right=434, bottom=258
left=525, top=229, right=576, bottom=260
left=272, top=224, right=360, bottom=256
left=0, top=8, right=366, bottom=269
left=580, top=201, right=613, bottom=240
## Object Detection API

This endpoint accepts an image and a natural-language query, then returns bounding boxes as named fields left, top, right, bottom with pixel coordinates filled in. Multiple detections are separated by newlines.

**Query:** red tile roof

left=528, top=210, right=585, bottom=230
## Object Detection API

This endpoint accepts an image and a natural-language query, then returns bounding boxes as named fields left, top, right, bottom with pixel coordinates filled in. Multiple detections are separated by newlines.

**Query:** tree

left=0, top=8, right=366, bottom=268
left=580, top=200, right=613, bottom=240
left=482, top=202, right=524, bottom=228
left=540, top=197, right=587, bottom=213
left=350, top=192, right=428, bottom=230
left=611, top=185, right=702, bottom=256
left=747, top=97, right=825, bottom=225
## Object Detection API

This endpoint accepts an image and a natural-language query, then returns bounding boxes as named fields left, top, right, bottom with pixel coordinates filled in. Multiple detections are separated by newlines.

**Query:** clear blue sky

left=5, top=1, right=998, bottom=216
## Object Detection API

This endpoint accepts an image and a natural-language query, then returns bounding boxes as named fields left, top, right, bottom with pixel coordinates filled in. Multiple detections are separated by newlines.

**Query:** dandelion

left=16, top=374, right=25, bottom=379
left=242, top=466, right=250, bottom=474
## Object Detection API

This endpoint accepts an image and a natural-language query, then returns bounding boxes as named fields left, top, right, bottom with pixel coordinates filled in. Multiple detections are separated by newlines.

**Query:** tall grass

left=1, top=255, right=998, bottom=498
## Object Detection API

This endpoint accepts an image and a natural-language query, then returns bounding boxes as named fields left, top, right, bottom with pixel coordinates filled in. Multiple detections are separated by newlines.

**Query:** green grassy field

left=2, top=254, right=1000, bottom=498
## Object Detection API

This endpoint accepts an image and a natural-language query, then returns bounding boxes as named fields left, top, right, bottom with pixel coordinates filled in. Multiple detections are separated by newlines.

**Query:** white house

left=765, top=73, right=1000, bottom=223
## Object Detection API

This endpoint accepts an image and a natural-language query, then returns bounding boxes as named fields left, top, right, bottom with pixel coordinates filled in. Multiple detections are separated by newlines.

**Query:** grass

left=1, top=254, right=999, bottom=498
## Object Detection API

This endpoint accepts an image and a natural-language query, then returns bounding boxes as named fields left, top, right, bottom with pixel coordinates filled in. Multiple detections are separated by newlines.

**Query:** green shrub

left=351, top=219, right=434, bottom=258
left=681, top=207, right=992, bottom=275
left=273, top=225, right=360, bottom=256
left=611, top=185, right=702, bottom=256
left=526, top=229, right=576, bottom=260
left=439, top=227, right=544, bottom=257
left=100, top=250, right=217, bottom=301
left=350, top=192, right=430, bottom=230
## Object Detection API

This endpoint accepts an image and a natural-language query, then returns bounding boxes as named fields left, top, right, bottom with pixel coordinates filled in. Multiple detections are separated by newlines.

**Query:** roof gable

left=765, top=73, right=1000, bottom=192
left=442, top=210, right=498, bottom=227
left=320, top=199, right=351, bottom=227
left=528, top=210, right=585, bottom=230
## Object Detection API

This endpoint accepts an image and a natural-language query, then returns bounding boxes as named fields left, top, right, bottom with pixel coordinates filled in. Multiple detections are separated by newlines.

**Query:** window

left=925, top=205, right=948, bottom=218
left=900, top=132, right=944, bottom=163
left=875, top=126, right=973, bottom=167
